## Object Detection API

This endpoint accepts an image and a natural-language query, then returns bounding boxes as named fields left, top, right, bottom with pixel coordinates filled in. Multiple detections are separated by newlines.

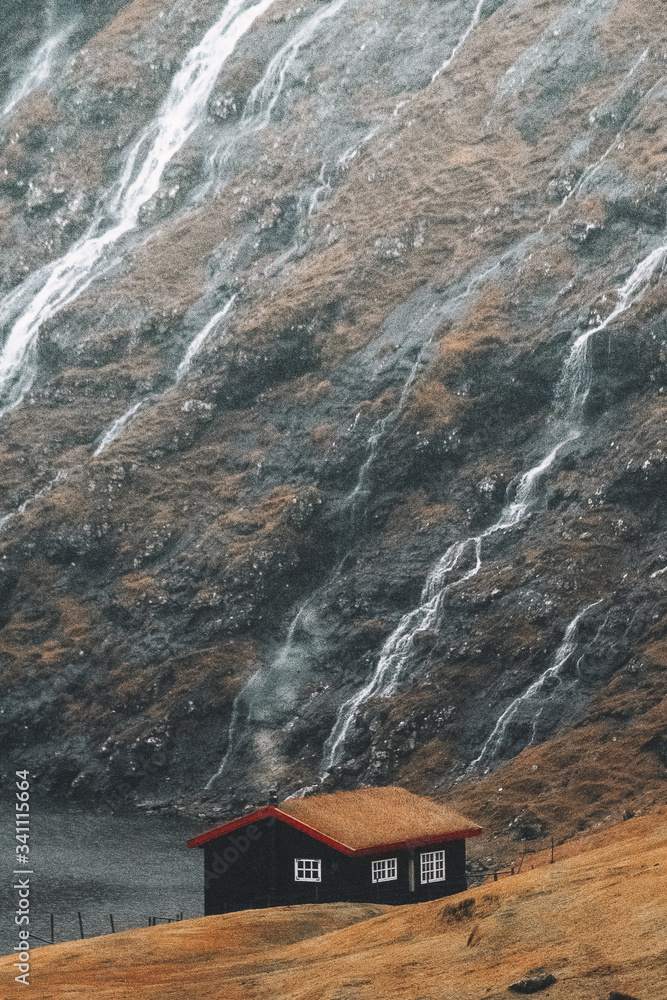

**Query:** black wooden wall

left=201, top=818, right=468, bottom=914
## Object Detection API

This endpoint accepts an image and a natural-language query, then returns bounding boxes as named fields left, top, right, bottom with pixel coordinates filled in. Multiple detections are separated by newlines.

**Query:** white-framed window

left=420, top=849, right=446, bottom=884
left=371, top=857, right=398, bottom=883
left=294, top=858, right=321, bottom=882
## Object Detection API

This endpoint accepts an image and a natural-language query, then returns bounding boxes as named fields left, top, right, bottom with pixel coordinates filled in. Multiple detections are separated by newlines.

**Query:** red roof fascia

left=187, top=806, right=482, bottom=854
left=187, top=806, right=276, bottom=848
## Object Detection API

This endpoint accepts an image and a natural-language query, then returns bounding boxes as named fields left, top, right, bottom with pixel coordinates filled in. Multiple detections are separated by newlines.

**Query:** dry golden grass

left=69, top=0, right=176, bottom=91
left=260, top=375, right=333, bottom=407
left=4, top=811, right=666, bottom=998
left=0, top=584, right=93, bottom=680
left=597, top=0, right=667, bottom=65
left=403, top=379, right=471, bottom=434
left=644, top=638, right=667, bottom=668
left=453, top=697, right=667, bottom=853
left=102, top=639, right=260, bottom=720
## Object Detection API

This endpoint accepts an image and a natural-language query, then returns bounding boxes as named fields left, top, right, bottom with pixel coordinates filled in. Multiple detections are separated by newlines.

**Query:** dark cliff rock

left=0, top=0, right=666, bottom=836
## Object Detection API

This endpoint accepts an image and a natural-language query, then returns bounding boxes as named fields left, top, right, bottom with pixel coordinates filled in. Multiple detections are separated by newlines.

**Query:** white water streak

left=347, top=265, right=501, bottom=518
left=336, top=126, right=380, bottom=171
left=208, top=0, right=351, bottom=182
left=93, top=294, right=237, bottom=456
left=342, top=53, right=659, bottom=515
left=0, top=0, right=278, bottom=416
left=321, top=227, right=667, bottom=773
left=175, top=295, right=236, bottom=382
left=244, top=0, right=349, bottom=127
left=470, top=600, right=602, bottom=768
left=564, top=232, right=667, bottom=390
left=431, top=0, right=486, bottom=83
left=264, top=124, right=381, bottom=274
left=204, top=261, right=506, bottom=789
left=2, top=16, right=73, bottom=121
left=548, top=71, right=665, bottom=226
left=93, top=400, right=144, bottom=457
left=0, top=468, right=69, bottom=534
left=205, top=699, right=242, bottom=790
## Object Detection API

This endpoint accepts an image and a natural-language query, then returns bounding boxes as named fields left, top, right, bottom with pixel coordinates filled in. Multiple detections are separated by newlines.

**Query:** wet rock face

left=0, top=0, right=666, bottom=831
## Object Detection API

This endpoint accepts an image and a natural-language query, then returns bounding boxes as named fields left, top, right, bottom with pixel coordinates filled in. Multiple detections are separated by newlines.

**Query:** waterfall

left=205, top=698, right=242, bottom=791
left=1, top=8, right=75, bottom=123
left=203, top=235, right=589, bottom=790
left=92, top=294, right=237, bottom=457
left=243, top=0, right=350, bottom=128
left=203, top=265, right=502, bottom=791
left=469, top=600, right=603, bottom=769
left=0, top=0, right=279, bottom=418
left=2, top=32, right=63, bottom=120
left=205, top=0, right=352, bottom=187
left=320, top=230, right=667, bottom=774
left=204, top=597, right=315, bottom=790
left=92, top=0, right=490, bottom=471
left=175, top=295, right=237, bottom=382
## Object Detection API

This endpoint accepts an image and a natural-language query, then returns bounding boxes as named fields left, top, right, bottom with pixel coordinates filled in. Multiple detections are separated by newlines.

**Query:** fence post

left=493, top=871, right=497, bottom=881
left=110, top=914, right=115, bottom=934
left=50, top=914, right=54, bottom=944
left=77, top=912, right=84, bottom=940
left=550, top=837, right=555, bottom=864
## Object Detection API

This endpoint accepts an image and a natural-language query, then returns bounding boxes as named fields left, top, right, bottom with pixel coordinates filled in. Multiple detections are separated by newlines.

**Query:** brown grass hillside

left=4, top=810, right=666, bottom=999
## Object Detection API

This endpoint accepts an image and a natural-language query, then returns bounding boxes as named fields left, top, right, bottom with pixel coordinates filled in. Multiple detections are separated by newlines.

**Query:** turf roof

left=278, top=786, right=482, bottom=851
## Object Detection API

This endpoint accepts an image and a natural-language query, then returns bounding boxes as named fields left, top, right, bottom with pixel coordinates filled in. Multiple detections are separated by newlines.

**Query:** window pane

left=294, top=858, right=321, bottom=882
left=372, top=857, right=398, bottom=882
left=420, top=850, right=446, bottom=883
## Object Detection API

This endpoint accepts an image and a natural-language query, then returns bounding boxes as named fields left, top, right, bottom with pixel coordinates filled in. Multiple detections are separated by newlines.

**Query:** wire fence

left=30, top=839, right=559, bottom=944
left=29, top=911, right=186, bottom=945
left=466, top=836, right=557, bottom=886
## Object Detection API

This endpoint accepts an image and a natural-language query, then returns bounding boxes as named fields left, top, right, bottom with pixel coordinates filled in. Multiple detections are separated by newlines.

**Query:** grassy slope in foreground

left=3, top=809, right=666, bottom=999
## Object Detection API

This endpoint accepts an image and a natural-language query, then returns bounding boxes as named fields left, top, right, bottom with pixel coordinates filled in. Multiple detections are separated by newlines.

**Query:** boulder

left=508, top=974, right=557, bottom=994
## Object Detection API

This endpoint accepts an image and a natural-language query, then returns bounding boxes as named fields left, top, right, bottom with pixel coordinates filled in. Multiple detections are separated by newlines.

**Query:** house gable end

left=188, top=805, right=356, bottom=855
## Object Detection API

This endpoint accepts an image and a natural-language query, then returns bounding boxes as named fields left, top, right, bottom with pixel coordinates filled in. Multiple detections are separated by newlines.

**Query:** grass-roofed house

left=188, top=786, right=482, bottom=913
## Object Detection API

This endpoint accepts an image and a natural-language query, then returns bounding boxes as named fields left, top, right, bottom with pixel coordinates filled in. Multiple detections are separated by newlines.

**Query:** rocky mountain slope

left=0, top=0, right=666, bottom=832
